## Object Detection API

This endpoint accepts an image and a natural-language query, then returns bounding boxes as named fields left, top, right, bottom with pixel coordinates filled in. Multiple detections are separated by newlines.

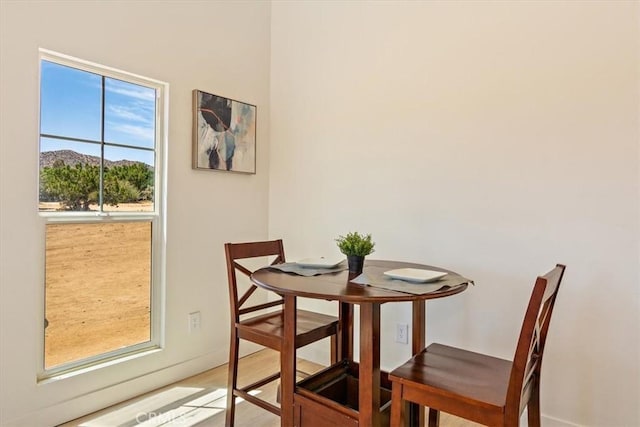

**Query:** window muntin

left=39, top=50, right=165, bottom=378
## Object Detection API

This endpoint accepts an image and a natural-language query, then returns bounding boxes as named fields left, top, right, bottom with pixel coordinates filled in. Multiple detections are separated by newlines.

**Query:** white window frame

left=37, top=49, right=167, bottom=380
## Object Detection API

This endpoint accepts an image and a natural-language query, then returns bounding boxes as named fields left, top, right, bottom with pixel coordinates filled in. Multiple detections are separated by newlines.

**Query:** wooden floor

left=60, top=349, right=479, bottom=426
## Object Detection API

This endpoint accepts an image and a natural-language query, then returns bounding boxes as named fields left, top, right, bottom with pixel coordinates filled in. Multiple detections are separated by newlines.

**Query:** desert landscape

left=45, top=220, right=152, bottom=368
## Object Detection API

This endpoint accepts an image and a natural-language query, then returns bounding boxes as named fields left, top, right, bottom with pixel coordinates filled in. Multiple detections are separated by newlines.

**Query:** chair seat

left=238, top=309, right=338, bottom=349
left=389, top=343, right=512, bottom=410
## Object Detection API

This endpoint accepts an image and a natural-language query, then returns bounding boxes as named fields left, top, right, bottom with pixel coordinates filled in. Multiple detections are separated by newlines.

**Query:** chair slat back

left=506, top=264, right=566, bottom=417
left=225, top=240, right=286, bottom=322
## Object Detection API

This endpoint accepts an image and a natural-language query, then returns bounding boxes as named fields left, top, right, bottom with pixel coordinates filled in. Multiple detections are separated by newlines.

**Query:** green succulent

left=335, top=232, right=375, bottom=257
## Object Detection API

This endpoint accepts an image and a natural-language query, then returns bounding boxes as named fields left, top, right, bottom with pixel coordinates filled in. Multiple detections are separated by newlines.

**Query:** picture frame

left=192, top=89, right=256, bottom=174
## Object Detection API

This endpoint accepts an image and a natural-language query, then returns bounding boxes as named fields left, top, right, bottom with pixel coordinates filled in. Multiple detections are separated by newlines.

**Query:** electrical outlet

left=396, top=323, right=408, bottom=344
left=188, top=311, right=201, bottom=333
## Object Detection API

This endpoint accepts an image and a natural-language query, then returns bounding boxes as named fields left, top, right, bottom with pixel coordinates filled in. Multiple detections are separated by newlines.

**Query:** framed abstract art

left=193, top=89, right=256, bottom=174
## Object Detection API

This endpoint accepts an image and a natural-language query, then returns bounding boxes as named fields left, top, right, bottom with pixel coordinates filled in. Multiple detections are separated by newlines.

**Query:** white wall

left=269, top=1, right=639, bottom=426
left=0, top=1, right=271, bottom=425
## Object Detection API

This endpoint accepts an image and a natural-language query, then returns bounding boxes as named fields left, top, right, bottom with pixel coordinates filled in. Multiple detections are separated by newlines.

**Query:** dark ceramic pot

left=347, top=255, right=365, bottom=275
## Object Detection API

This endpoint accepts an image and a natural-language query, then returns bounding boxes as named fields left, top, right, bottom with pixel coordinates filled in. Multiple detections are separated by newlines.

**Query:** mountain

left=39, top=150, right=151, bottom=169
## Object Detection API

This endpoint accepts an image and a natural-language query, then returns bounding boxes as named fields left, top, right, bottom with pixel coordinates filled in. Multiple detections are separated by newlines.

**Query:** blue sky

left=40, top=60, right=156, bottom=166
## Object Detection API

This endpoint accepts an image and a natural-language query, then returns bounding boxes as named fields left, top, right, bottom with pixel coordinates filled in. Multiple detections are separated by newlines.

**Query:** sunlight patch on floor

left=79, top=386, right=261, bottom=427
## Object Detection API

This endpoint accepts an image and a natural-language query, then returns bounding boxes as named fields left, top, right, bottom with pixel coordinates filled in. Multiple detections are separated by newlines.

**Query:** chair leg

left=225, top=332, right=240, bottom=427
left=527, top=380, right=542, bottom=427
left=428, top=408, right=440, bottom=427
left=330, top=335, right=338, bottom=364
left=390, top=383, right=404, bottom=427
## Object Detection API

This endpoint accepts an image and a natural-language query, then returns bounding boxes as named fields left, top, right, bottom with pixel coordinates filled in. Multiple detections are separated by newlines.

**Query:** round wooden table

left=251, top=259, right=469, bottom=426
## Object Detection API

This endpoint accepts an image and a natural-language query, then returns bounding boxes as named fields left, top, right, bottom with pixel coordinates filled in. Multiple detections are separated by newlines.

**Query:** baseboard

left=2, top=352, right=219, bottom=427
left=541, top=413, right=585, bottom=427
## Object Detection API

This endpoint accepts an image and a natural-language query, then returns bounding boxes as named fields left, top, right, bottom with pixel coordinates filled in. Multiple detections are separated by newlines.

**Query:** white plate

left=383, top=268, right=447, bottom=283
left=296, top=257, right=344, bottom=268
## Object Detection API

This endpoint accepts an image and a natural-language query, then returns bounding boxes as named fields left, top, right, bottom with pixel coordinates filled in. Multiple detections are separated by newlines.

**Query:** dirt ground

left=45, top=220, right=152, bottom=368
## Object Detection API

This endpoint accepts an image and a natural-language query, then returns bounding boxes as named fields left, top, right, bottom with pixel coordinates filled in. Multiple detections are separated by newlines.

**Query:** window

left=39, top=50, right=166, bottom=376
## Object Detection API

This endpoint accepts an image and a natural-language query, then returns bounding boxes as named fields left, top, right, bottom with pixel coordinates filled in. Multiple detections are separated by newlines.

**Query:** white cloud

left=106, top=80, right=155, bottom=102
left=109, top=123, right=154, bottom=142
left=108, top=105, right=150, bottom=123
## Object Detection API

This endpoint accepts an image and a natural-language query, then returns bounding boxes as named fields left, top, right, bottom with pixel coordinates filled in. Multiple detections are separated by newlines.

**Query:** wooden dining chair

left=389, top=264, right=566, bottom=427
left=224, top=239, right=340, bottom=427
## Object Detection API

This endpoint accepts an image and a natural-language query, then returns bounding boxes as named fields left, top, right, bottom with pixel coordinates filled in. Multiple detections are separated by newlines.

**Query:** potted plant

left=335, top=231, right=375, bottom=275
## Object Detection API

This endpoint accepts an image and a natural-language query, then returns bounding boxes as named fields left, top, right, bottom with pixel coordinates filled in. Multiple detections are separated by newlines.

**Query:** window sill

left=38, top=345, right=162, bottom=384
